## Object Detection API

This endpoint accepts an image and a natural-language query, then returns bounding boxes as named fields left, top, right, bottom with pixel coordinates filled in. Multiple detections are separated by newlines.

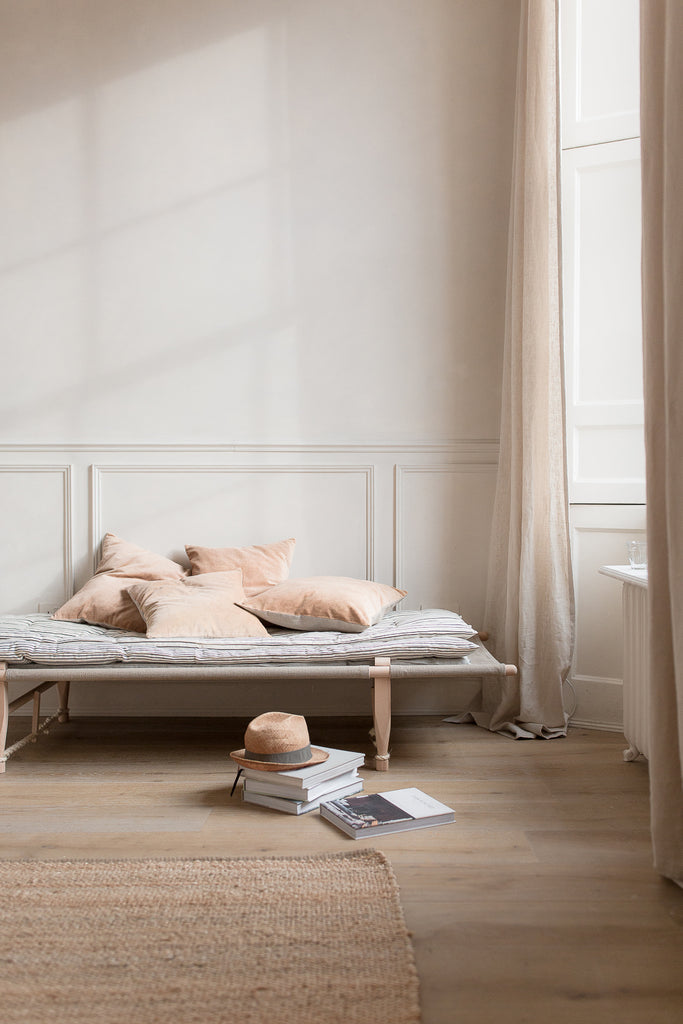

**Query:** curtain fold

left=640, top=0, right=683, bottom=887
left=476, top=0, right=573, bottom=738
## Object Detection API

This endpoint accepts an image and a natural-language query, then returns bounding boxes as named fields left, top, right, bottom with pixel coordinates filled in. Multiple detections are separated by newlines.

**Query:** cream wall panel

left=569, top=504, right=646, bottom=729
left=0, top=466, right=72, bottom=612
left=91, top=464, right=373, bottom=583
left=560, top=0, right=640, bottom=148
left=395, top=465, right=496, bottom=628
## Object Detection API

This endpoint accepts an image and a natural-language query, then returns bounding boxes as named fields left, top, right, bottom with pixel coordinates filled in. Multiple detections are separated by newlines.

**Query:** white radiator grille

left=622, top=582, right=650, bottom=760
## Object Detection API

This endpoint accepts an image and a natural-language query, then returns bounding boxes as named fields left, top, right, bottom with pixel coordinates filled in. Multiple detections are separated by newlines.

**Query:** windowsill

left=599, top=565, right=648, bottom=589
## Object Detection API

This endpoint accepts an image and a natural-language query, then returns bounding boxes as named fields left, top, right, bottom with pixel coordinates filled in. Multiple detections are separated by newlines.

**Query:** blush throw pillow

left=239, top=576, right=407, bottom=633
left=53, top=533, right=187, bottom=632
left=53, top=573, right=151, bottom=632
left=184, top=538, right=296, bottom=596
left=95, top=533, right=188, bottom=581
left=127, top=571, right=270, bottom=638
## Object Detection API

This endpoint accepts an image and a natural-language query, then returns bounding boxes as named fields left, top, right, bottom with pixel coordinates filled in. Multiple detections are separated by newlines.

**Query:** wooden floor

left=2, top=714, right=682, bottom=1024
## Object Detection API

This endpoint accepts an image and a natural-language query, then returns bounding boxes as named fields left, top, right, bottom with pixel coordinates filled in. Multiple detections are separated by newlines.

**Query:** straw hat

left=229, top=712, right=329, bottom=771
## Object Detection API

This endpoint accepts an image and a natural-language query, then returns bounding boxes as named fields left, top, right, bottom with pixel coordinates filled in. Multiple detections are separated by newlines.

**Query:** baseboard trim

left=568, top=674, right=624, bottom=732
left=568, top=717, right=624, bottom=733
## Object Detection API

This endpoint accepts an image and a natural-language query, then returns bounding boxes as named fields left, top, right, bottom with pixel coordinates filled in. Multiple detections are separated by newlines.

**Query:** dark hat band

left=243, top=743, right=312, bottom=764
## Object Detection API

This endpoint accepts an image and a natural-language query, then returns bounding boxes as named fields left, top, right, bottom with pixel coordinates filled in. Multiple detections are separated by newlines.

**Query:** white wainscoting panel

left=2, top=443, right=498, bottom=718
left=569, top=504, right=646, bottom=730
left=0, top=465, right=72, bottom=612
left=395, top=463, right=496, bottom=629
left=90, top=464, right=373, bottom=583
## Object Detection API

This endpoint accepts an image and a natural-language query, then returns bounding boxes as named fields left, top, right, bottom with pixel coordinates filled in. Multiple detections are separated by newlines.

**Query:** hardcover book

left=242, top=767, right=360, bottom=803
left=243, top=777, right=363, bottom=815
left=320, top=787, right=455, bottom=838
left=241, top=746, right=365, bottom=790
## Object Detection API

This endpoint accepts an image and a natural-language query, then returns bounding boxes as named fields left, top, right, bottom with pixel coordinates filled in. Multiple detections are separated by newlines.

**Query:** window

left=560, top=0, right=644, bottom=505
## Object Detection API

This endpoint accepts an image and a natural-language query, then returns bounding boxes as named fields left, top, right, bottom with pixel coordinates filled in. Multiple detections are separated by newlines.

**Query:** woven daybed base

left=0, top=641, right=516, bottom=773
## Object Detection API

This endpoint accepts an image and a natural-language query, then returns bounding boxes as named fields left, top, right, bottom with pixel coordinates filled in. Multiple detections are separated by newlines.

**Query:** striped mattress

left=0, top=608, right=479, bottom=667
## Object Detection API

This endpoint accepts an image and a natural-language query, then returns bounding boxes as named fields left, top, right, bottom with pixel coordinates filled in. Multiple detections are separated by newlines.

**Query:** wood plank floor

left=2, top=714, right=682, bottom=1024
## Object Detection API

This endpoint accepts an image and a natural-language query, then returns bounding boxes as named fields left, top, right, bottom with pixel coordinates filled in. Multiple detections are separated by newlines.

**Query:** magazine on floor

left=320, top=787, right=455, bottom=838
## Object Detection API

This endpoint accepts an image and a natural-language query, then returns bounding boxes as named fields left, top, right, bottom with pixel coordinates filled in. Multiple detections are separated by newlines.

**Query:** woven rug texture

left=0, top=849, right=420, bottom=1024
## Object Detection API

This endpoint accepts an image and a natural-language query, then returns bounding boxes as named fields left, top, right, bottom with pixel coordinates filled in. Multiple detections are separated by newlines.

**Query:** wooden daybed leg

left=370, top=656, right=392, bottom=772
left=1, top=663, right=8, bottom=774
left=57, top=681, right=71, bottom=723
left=31, top=688, right=41, bottom=740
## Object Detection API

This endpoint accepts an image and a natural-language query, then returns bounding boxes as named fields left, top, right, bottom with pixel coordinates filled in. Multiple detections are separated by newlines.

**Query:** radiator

left=622, top=580, right=650, bottom=761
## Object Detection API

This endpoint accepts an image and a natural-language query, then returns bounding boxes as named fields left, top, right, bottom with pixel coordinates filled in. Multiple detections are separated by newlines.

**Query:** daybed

left=0, top=609, right=516, bottom=773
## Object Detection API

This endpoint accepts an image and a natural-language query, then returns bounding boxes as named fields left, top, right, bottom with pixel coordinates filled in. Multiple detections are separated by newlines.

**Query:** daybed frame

left=0, top=640, right=516, bottom=773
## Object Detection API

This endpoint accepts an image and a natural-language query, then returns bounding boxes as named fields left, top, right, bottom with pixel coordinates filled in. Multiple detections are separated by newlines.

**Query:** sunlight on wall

left=98, top=182, right=272, bottom=354
left=0, top=1, right=518, bottom=446
left=95, top=33, right=271, bottom=226
left=0, top=26, right=302, bottom=440
left=1, top=251, right=89, bottom=418
left=0, top=97, right=85, bottom=268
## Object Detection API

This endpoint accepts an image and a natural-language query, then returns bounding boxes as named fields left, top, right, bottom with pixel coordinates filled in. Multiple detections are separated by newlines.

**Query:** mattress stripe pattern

left=0, top=609, right=478, bottom=666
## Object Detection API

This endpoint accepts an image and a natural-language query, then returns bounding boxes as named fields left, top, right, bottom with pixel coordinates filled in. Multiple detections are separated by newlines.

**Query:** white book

left=241, top=746, right=365, bottom=790
left=320, top=787, right=455, bottom=839
left=241, top=767, right=360, bottom=803
left=243, top=778, right=364, bottom=815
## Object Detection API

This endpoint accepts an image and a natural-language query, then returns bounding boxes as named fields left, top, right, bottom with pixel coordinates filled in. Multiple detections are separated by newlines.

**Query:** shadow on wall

left=0, top=0, right=520, bottom=448
left=0, top=0, right=302, bottom=442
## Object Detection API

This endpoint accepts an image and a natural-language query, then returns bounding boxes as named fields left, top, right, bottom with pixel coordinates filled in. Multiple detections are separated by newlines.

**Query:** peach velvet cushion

left=53, top=574, right=150, bottom=632
left=127, top=571, right=270, bottom=638
left=185, top=538, right=296, bottom=596
left=95, top=533, right=187, bottom=580
left=53, top=534, right=187, bottom=632
left=240, top=576, right=407, bottom=633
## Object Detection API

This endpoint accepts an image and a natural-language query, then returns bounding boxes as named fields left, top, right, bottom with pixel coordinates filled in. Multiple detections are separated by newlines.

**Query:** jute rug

left=0, top=850, right=420, bottom=1024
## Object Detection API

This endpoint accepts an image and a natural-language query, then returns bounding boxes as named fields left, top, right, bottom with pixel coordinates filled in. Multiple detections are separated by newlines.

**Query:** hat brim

left=229, top=746, right=329, bottom=771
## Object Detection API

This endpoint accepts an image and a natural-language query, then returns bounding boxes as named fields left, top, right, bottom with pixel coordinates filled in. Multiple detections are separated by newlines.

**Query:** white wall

left=0, top=0, right=519, bottom=717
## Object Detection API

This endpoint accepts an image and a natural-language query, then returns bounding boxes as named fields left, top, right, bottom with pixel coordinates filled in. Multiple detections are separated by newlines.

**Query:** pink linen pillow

left=184, top=538, right=296, bottom=597
left=53, top=534, right=187, bottom=632
left=95, top=532, right=187, bottom=581
left=53, top=573, right=150, bottom=632
left=127, top=571, right=270, bottom=638
left=239, top=576, right=407, bottom=633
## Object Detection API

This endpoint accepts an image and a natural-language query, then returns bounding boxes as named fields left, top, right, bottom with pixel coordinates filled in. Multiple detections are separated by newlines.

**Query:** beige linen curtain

left=475, top=0, right=573, bottom=738
left=640, top=0, right=683, bottom=887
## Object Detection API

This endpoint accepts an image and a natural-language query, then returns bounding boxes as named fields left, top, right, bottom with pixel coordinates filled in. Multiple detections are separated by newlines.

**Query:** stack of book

left=241, top=746, right=365, bottom=814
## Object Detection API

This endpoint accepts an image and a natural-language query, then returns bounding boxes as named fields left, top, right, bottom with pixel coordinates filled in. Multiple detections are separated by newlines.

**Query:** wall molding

left=0, top=440, right=500, bottom=457
left=90, top=463, right=375, bottom=578
left=0, top=464, right=74, bottom=598
left=394, top=462, right=497, bottom=593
